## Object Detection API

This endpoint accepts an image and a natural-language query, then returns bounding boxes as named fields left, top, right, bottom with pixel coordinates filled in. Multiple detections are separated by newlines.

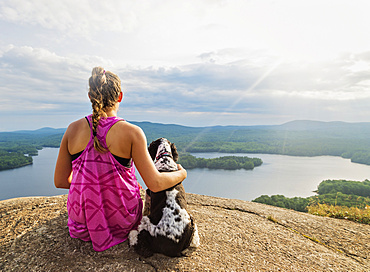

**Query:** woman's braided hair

left=88, top=67, right=122, bottom=152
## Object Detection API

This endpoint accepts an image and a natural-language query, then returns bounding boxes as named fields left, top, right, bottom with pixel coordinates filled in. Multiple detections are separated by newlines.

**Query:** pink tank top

left=67, top=115, right=142, bottom=251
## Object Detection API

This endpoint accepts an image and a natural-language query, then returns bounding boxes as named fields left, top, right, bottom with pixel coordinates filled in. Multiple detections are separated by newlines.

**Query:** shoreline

left=0, top=161, right=33, bottom=172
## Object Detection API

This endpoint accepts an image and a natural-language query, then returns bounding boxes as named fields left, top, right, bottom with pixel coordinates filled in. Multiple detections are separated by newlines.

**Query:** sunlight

left=184, top=59, right=283, bottom=150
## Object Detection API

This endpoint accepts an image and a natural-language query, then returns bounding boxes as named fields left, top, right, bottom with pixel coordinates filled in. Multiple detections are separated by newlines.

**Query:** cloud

left=2, top=42, right=370, bottom=130
left=0, top=46, right=278, bottom=123
left=123, top=50, right=370, bottom=104
left=0, top=0, right=225, bottom=38
left=0, top=0, right=141, bottom=36
left=116, top=49, right=370, bottom=125
left=3, top=0, right=370, bottom=131
left=264, top=53, right=370, bottom=100
left=0, top=45, right=94, bottom=114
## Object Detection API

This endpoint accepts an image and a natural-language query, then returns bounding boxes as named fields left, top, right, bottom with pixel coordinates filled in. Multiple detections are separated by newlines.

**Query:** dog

left=129, top=138, right=200, bottom=257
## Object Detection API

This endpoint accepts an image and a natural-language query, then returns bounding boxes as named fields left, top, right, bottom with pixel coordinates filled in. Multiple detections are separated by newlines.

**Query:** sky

left=1, top=0, right=370, bottom=131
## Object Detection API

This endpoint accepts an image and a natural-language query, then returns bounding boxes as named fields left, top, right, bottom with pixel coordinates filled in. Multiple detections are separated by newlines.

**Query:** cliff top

left=0, top=192, right=369, bottom=271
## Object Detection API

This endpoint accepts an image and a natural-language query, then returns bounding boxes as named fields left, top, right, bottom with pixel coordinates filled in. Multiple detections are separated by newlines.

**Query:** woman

left=54, top=67, right=187, bottom=251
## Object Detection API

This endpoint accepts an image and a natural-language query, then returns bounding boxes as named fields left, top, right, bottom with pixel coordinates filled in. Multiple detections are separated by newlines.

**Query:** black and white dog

left=129, top=138, right=200, bottom=257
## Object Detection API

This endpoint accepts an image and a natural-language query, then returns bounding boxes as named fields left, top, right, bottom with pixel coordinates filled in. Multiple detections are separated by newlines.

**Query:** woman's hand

left=130, top=125, right=187, bottom=192
left=176, top=164, right=187, bottom=179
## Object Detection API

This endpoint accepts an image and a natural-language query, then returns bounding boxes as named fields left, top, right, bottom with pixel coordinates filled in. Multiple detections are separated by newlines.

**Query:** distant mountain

left=12, top=127, right=67, bottom=135
left=1, top=120, right=370, bottom=166
left=278, top=120, right=370, bottom=131
left=0, top=127, right=66, bottom=147
left=4, top=120, right=370, bottom=135
left=4, top=120, right=370, bottom=140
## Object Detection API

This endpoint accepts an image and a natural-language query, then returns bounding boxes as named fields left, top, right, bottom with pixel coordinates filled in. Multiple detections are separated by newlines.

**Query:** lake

left=0, top=148, right=369, bottom=201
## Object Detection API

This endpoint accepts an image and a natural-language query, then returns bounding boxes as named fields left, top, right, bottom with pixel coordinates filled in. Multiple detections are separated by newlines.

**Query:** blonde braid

left=88, top=67, right=112, bottom=152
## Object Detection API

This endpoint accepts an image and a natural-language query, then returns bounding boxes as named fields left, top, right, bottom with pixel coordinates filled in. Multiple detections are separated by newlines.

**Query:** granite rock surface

left=1, top=192, right=369, bottom=271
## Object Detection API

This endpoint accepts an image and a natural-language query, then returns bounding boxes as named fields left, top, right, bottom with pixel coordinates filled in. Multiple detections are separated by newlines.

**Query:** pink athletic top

left=67, top=115, right=143, bottom=251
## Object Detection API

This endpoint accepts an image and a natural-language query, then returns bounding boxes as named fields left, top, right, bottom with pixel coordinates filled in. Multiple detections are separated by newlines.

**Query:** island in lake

left=1, top=120, right=370, bottom=170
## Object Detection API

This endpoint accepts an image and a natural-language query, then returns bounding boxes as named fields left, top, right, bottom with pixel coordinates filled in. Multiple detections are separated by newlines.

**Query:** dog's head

left=148, top=138, right=179, bottom=172
left=148, top=138, right=178, bottom=162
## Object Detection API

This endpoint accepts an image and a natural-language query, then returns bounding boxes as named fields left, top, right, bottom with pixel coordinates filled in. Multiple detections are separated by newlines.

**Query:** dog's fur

left=129, top=138, right=200, bottom=257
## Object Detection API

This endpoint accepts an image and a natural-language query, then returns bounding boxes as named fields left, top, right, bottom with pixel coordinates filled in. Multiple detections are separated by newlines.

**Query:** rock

left=0, top=192, right=369, bottom=271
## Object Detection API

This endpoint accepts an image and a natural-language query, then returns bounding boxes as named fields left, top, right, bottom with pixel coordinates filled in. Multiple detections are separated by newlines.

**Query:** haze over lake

left=0, top=148, right=369, bottom=201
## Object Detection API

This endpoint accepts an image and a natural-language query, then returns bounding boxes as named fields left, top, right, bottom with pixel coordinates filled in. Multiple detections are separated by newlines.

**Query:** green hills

left=1, top=120, right=370, bottom=171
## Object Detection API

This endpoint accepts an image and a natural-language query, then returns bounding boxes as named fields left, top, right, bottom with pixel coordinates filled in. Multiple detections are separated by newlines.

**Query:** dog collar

left=155, top=151, right=172, bottom=162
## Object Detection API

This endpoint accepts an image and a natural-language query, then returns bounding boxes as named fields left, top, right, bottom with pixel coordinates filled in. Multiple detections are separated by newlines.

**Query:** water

left=0, top=149, right=369, bottom=201
left=179, top=153, right=370, bottom=201
left=0, top=148, right=66, bottom=201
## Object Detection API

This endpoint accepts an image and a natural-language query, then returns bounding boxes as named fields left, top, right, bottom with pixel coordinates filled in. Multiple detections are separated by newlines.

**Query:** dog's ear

left=148, top=139, right=161, bottom=161
left=170, top=142, right=179, bottom=162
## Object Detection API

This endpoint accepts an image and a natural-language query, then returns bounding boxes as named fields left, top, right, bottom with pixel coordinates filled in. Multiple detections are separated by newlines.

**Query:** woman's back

left=66, top=115, right=134, bottom=159
left=67, top=115, right=142, bottom=252
left=54, top=66, right=187, bottom=252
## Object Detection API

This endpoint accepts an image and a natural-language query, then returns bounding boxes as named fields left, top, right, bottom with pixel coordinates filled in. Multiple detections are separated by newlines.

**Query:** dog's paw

left=190, top=224, right=200, bottom=248
left=128, top=230, right=139, bottom=246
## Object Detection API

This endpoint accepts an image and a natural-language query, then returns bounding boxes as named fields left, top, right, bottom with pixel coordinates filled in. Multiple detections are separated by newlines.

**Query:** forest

left=252, top=179, right=370, bottom=212
left=316, top=179, right=370, bottom=197
left=0, top=149, right=33, bottom=171
left=1, top=120, right=370, bottom=170
left=139, top=120, right=370, bottom=165
left=177, top=154, right=262, bottom=170
left=0, top=128, right=64, bottom=171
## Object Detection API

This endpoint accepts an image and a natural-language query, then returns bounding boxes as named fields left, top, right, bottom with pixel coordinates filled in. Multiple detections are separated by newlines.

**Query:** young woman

left=54, top=67, right=187, bottom=251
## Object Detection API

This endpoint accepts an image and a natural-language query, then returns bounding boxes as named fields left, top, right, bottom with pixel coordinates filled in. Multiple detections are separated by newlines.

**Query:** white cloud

left=2, top=0, right=370, bottom=130
left=0, top=0, right=140, bottom=35
left=0, top=45, right=91, bottom=114
left=2, top=43, right=370, bottom=125
left=116, top=51, right=370, bottom=127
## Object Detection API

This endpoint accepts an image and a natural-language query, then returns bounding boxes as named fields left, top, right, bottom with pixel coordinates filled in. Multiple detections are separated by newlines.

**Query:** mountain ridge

left=4, top=119, right=370, bottom=134
left=2, top=119, right=370, bottom=169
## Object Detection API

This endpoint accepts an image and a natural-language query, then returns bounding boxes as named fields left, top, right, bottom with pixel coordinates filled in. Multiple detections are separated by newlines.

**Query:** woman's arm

left=131, top=126, right=187, bottom=192
left=54, top=129, right=72, bottom=189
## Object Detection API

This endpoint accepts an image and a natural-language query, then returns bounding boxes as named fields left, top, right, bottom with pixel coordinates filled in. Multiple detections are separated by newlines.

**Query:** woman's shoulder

left=65, top=117, right=90, bottom=136
left=107, top=119, right=146, bottom=149
left=116, top=119, right=143, bottom=132
left=67, top=117, right=89, bottom=130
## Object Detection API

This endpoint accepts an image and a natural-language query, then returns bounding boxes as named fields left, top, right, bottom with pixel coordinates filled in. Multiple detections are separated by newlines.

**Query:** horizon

left=1, top=1, right=370, bottom=131
left=3, top=118, right=370, bottom=134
